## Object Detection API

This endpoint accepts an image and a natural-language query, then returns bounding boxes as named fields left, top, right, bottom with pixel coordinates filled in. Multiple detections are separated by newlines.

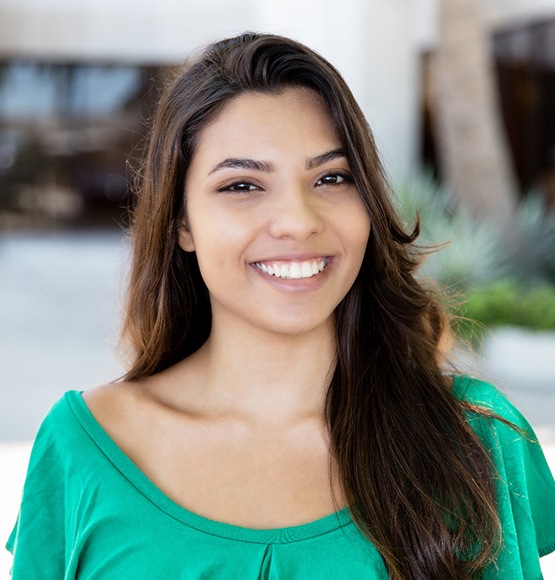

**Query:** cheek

left=186, top=218, right=249, bottom=283
left=347, top=209, right=371, bottom=257
left=347, top=222, right=371, bottom=282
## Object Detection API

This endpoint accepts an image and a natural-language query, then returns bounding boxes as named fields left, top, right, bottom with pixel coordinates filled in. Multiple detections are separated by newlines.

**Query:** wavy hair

left=121, top=32, right=501, bottom=578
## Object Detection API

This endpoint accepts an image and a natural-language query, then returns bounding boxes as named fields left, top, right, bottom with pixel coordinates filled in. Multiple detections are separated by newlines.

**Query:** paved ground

left=0, top=231, right=125, bottom=442
left=1, top=231, right=554, bottom=577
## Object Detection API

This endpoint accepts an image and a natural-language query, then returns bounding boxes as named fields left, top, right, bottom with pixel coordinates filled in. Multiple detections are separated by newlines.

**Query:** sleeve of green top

left=454, top=376, right=555, bottom=579
left=5, top=400, right=67, bottom=579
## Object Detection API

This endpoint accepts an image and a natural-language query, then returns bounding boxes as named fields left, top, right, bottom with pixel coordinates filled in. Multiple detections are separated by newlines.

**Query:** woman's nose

left=268, top=187, right=325, bottom=241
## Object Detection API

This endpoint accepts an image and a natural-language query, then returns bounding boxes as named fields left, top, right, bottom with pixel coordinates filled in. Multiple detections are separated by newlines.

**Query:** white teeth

left=289, top=263, right=302, bottom=279
left=255, top=258, right=329, bottom=279
left=301, top=262, right=313, bottom=277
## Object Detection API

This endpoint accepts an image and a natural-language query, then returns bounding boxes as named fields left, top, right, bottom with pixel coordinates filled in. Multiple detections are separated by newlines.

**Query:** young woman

left=7, top=33, right=555, bottom=579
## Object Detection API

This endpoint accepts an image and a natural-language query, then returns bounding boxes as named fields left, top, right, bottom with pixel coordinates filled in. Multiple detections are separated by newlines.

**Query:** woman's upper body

left=7, top=32, right=555, bottom=578
left=85, top=86, right=361, bottom=532
left=7, top=376, right=555, bottom=579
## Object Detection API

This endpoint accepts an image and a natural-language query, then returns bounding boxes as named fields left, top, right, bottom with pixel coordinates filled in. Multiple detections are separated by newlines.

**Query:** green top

left=6, top=376, right=555, bottom=579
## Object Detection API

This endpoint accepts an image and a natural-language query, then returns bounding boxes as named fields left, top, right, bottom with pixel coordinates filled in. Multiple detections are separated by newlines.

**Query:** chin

left=261, top=313, right=335, bottom=339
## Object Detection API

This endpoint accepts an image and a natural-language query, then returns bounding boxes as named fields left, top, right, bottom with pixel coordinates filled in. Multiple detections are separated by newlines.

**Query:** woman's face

left=179, top=88, right=370, bottom=338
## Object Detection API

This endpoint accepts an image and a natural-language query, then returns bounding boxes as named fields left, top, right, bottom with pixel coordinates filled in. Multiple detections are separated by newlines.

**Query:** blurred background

left=1, top=0, right=555, bottom=576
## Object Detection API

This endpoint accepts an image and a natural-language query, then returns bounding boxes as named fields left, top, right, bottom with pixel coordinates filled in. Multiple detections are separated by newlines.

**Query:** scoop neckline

left=65, top=390, right=354, bottom=544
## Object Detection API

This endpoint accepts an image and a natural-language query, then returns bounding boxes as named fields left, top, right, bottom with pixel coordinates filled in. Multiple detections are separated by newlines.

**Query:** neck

left=184, top=318, right=336, bottom=424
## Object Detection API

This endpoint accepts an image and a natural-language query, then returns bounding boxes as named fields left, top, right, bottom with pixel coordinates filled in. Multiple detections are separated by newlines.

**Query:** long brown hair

left=121, top=33, right=501, bottom=578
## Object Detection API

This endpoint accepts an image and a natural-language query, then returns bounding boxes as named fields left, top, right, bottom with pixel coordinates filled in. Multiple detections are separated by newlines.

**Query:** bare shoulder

left=83, top=381, right=138, bottom=413
left=81, top=360, right=202, bottom=432
left=80, top=378, right=180, bottom=464
left=82, top=382, right=139, bottom=428
left=79, top=367, right=206, bottom=479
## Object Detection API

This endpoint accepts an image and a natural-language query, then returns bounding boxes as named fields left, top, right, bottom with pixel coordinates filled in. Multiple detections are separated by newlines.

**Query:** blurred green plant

left=394, top=173, right=555, bottom=287
left=503, top=191, right=555, bottom=285
left=456, top=279, right=555, bottom=330
left=392, top=173, right=555, bottom=342
left=393, top=172, right=504, bottom=288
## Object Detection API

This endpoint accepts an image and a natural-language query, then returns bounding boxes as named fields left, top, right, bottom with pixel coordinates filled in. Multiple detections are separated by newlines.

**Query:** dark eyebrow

left=207, top=148, right=346, bottom=176
left=306, top=148, right=346, bottom=170
left=208, top=158, right=275, bottom=176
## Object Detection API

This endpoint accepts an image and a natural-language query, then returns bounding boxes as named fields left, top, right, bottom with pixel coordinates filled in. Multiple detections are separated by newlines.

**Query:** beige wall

left=0, top=0, right=255, bottom=62
left=416, top=0, right=555, bottom=48
left=0, top=0, right=421, bottom=177
left=1, top=0, right=553, bottom=175
left=489, top=0, right=555, bottom=28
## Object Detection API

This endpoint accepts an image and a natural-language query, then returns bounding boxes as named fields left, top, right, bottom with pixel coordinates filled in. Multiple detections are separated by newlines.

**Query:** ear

left=177, top=224, right=195, bottom=252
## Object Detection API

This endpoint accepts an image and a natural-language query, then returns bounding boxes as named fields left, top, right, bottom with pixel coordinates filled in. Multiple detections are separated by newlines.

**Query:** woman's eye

left=218, top=181, right=260, bottom=193
left=316, top=173, right=353, bottom=186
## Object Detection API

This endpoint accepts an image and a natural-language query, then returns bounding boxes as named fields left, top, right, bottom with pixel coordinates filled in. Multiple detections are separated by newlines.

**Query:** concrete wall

left=0, top=0, right=255, bottom=63
left=1, top=0, right=553, bottom=176
left=416, top=0, right=555, bottom=48
left=489, top=0, right=555, bottom=28
left=0, top=0, right=421, bottom=177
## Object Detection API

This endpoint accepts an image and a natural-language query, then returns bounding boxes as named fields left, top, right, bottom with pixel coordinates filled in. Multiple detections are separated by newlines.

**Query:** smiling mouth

left=253, top=258, right=330, bottom=280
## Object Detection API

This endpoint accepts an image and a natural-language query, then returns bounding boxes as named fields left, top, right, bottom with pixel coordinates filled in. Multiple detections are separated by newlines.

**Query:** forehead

left=190, top=88, right=340, bottom=167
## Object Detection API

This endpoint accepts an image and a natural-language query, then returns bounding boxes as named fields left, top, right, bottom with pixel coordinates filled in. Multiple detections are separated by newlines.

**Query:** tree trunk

left=430, top=0, right=518, bottom=227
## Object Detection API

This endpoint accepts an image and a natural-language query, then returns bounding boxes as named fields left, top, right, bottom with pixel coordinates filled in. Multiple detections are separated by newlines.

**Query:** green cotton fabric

left=6, top=376, right=555, bottom=579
